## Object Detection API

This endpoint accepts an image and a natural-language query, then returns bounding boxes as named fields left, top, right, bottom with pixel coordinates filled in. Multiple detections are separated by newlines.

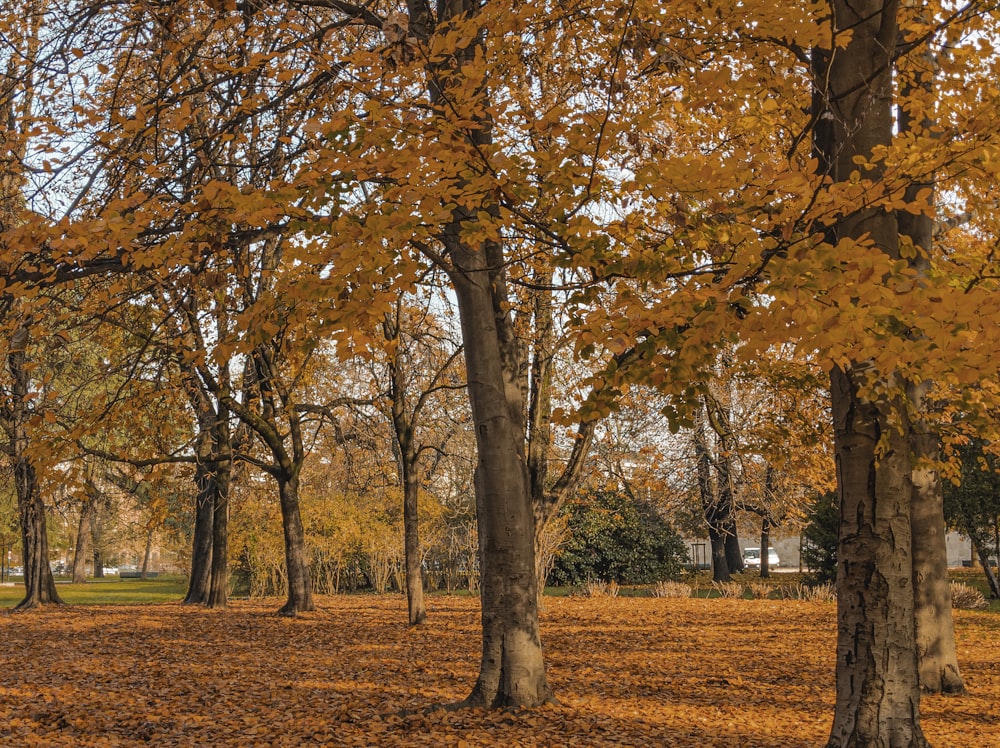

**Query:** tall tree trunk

left=72, top=491, right=95, bottom=583
left=402, top=461, right=426, bottom=625
left=184, top=430, right=215, bottom=604
left=895, top=37, right=963, bottom=695
left=277, top=473, right=312, bottom=616
left=452, top=265, right=551, bottom=707
left=385, top=307, right=427, bottom=626
left=14, top=455, right=62, bottom=609
left=718, top=448, right=743, bottom=575
left=722, top=519, right=743, bottom=574
left=695, top=409, right=730, bottom=582
left=817, top=2, right=928, bottom=744
left=141, top=529, right=154, bottom=578
left=760, top=515, right=771, bottom=579
left=910, top=387, right=964, bottom=694
left=829, top=373, right=926, bottom=747
left=206, top=413, right=231, bottom=609
left=9, top=326, right=62, bottom=610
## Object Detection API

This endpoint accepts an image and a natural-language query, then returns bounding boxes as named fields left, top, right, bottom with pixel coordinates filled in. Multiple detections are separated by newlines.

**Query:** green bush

left=548, top=491, right=687, bottom=586
left=801, top=491, right=838, bottom=585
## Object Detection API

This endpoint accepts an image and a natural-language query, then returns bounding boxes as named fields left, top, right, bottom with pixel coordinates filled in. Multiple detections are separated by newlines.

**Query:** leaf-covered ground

left=0, top=596, right=995, bottom=746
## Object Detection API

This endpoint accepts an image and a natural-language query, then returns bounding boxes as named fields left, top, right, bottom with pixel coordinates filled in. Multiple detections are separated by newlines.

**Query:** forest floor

left=0, top=595, right=995, bottom=747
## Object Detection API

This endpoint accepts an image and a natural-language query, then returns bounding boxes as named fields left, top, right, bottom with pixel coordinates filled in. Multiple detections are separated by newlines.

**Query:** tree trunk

left=450, top=254, right=551, bottom=708
left=402, top=463, right=426, bottom=625
left=141, top=529, right=153, bottom=578
left=8, top=329, right=62, bottom=610
left=695, top=407, right=731, bottom=582
left=828, top=372, right=926, bottom=747
left=72, top=493, right=95, bottom=583
left=277, top=473, right=313, bottom=616
left=910, top=392, right=964, bottom=694
left=760, top=515, right=771, bottom=579
left=14, top=456, right=62, bottom=609
left=404, top=0, right=549, bottom=706
left=206, top=415, right=231, bottom=609
left=816, top=1, right=929, bottom=743
left=723, top=517, right=743, bottom=575
left=896, top=41, right=963, bottom=694
left=971, top=535, right=1000, bottom=598
left=707, top=526, right=730, bottom=582
left=184, top=442, right=215, bottom=604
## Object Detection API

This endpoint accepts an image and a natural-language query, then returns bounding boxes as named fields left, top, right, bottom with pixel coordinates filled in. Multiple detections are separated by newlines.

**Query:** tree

left=548, top=490, right=686, bottom=586
left=380, top=294, right=465, bottom=624
left=801, top=491, right=838, bottom=585
left=0, top=2, right=62, bottom=609
left=813, top=2, right=926, bottom=743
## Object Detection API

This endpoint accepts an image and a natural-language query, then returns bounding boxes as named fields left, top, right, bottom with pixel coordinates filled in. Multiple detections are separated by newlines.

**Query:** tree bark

left=141, top=529, right=154, bottom=578
left=72, top=490, right=95, bottom=583
left=895, top=38, right=964, bottom=695
left=695, top=409, right=731, bottom=582
left=184, top=424, right=216, bottom=604
left=402, top=462, right=426, bottom=625
left=277, top=474, right=313, bottom=616
left=829, top=371, right=926, bottom=747
left=910, top=389, right=963, bottom=694
left=385, top=308, right=427, bottom=625
left=206, top=411, right=231, bottom=609
left=760, top=515, right=771, bottom=579
left=8, top=326, right=62, bottom=610
left=452, top=262, right=551, bottom=707
left=14, top=455, right=62, bottom=609
left=817, top=1, right=929, bottom=744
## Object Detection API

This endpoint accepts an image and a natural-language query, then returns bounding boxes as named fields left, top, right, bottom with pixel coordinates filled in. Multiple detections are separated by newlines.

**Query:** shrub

left=950, top=582, right=988, bottom=610
left=777, top=582, right=836, bottom=601
left=549, top=490, right=688, bottom=586
left=582, top=579, right=620, bottom=598
left=801, top=582, right=836, bottom=602
left=801, top=491, right=838, bottom=585
left=747, top=581, right=772, bottom=599
left=652, top=580, right=692, bottom=599
left=713, top=581, right=745, bottom=599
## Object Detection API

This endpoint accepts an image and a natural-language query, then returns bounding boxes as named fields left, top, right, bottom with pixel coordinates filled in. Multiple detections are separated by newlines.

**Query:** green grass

left=0, top=575, right=187, bottom=607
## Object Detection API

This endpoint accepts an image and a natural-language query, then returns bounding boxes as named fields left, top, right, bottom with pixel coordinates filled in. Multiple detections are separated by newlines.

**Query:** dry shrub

left=652, top=581, right=692, bottom=599
left=950, top=582, right=988, bottom=610
left=713, top=581, right=745, bottom=599
left=747, top=582, right=772, bottom=600
left=778, top=583, right=805, bottom=600
left=777, top=582, right=836, bottom=601
left=801, top=583, right=837, bottom=602
left=583, top=580, right=620, bottom=598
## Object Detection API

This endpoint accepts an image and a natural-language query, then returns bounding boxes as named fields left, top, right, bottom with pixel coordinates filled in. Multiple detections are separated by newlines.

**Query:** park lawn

left=0, top=576, right=188, bottom=607
left=0, top=596, right=995, bottom=747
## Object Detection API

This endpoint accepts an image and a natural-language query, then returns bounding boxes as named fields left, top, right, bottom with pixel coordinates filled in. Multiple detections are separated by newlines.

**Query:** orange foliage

left=0, top=597, right=993, bottom=746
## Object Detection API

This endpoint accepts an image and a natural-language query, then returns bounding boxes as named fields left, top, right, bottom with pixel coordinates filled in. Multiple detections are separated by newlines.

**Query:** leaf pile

left=0, top=596, right=995, bottom=746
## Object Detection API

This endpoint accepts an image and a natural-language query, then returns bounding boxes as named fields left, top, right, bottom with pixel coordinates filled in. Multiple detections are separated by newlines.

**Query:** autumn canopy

left=2, top=0, right=999, bottom=746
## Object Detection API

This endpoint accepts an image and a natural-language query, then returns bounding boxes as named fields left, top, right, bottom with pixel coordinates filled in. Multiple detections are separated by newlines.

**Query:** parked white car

left=743, top=547, right=780, bottom=569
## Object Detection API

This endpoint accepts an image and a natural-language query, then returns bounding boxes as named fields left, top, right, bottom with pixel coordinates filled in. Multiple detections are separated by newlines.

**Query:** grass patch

left=0, top=575, right=187, bottom=607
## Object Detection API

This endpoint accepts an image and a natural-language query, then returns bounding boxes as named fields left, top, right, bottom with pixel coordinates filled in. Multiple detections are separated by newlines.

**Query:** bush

left=652, top=580, right=692, bottom=599
left=581, top=579, right=620, bottom=598
left=713, top=581, right=745, bottom=599
left=950, top=582, right=988, bottom=610
left=801, top=491, right=838, bottom=585
left=548, top=491, right=688, bottom=586
left=747, top=581, right=772, bottom=599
